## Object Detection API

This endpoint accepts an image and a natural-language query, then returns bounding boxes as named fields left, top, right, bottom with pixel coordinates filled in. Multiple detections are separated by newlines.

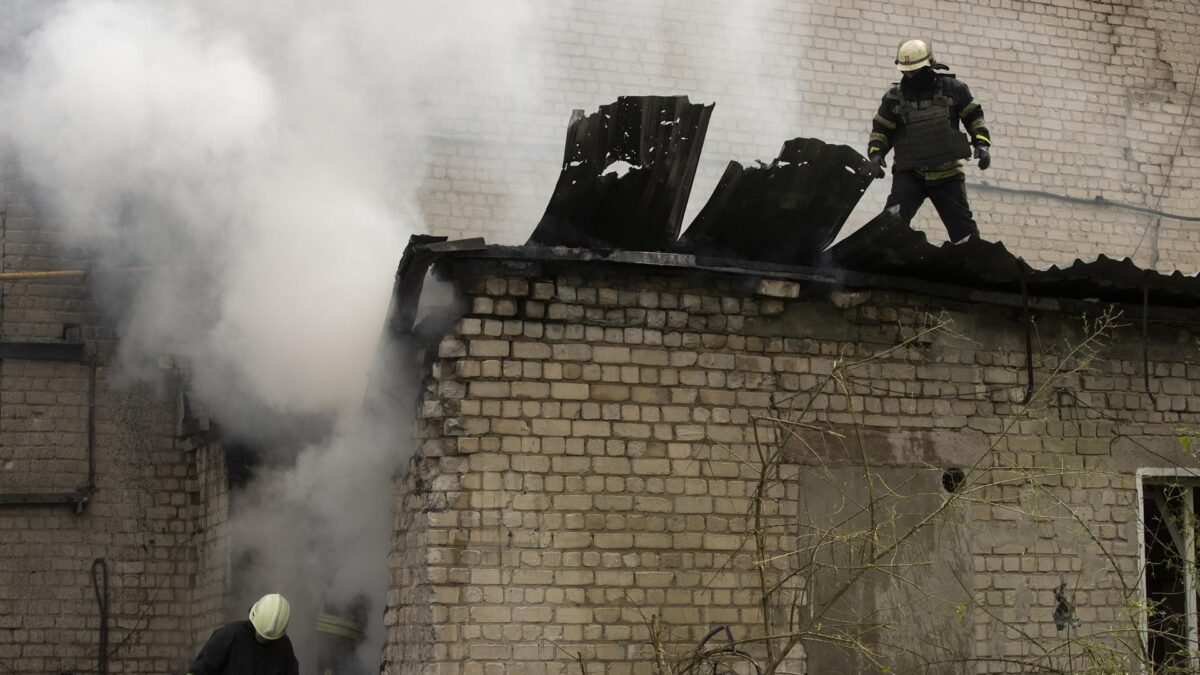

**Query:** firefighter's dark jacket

left=187, top=620, right=299, bottom=675
left=869, top=71, right=990, bottom=182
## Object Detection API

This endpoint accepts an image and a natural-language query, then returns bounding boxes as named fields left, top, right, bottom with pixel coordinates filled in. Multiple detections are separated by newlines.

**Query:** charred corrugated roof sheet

left=678, top=138, right=874, bottom=265
left=822, top=212, right=1200, bottom=307
left=1031, top=256, right=1200, bottom=307
left=822, top=209, right=1035, bottom=285
left=527, top=96, right=712, bottom=251
left=515, top=96, right=1200, bottom=310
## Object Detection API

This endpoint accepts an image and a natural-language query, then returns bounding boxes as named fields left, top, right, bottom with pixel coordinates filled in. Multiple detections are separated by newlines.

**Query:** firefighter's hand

left=867, top=152, right=887, bottom=179
left=974, top=145, right=991, bottom=171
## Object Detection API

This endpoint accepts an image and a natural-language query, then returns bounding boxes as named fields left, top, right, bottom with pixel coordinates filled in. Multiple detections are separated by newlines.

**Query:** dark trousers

left=886, top=171, right=979, bottom=242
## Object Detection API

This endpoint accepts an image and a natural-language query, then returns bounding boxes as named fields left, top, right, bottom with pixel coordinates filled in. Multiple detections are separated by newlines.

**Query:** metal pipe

left=0, top=270, right=86, bottom=281
left=85, top=360, right=97, bottom=505
left=0, top=491, right=90, bottom=506
left=1143, top=284, right=1156, bottom=404
left=91, top=558, right=109, bottom=675
left=1019, top=273, right=1035, bottom=405
left=971, top=181, right=1200, bottom=223
left=0, top=266, right=191, bottom=282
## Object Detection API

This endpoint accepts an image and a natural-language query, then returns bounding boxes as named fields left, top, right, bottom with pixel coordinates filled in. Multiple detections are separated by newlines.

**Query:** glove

left=974, top=145, right=991, bottom=171
left=867, top=152, right=886, bottom=179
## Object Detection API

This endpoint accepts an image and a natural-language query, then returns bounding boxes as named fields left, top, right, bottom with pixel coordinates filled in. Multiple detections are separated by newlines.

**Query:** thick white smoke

left=1, top=0, right=856, bottom=671
left=0, top=0, right=531, bottom=671
left=2, top=0, right=536, bottom=413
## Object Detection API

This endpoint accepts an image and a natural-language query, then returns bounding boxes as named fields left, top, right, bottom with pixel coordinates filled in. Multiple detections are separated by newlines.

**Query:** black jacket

left=868, top=71, right=990, bottom=181
left=188, top=620, right=299, bottom=675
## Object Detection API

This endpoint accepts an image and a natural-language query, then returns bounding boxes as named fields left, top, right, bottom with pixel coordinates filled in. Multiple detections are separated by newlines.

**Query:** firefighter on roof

left=866, top=38, right=991, bottom=242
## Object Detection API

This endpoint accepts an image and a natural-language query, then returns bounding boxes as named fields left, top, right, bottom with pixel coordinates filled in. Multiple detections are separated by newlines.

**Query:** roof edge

left=431, top=243, right=1200, bottom=324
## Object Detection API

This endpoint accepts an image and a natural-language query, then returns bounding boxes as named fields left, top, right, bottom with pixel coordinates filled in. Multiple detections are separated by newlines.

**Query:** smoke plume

left=0, top=0, right=530, bottom=670
left=1, top=0, right=867, bottom=670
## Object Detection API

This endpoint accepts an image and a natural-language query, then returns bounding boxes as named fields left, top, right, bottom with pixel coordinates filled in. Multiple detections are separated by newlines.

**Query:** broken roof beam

left=388, top=235, right=486, bottom=335
left=527, top=96, right=713, bottom=252
left=677, top=137, right=875, bottom=265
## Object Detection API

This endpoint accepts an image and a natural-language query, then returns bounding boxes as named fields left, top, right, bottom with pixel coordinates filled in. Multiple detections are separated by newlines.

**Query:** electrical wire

left=104, top=535, right=194, bottom=660
left=970, top=56, right=1200, bottom=242
left=969, top=182, right=1200, bottom=223
left=1132, top=54, right=1200, bottom=258
left=91, top=558, right=109, bottom=675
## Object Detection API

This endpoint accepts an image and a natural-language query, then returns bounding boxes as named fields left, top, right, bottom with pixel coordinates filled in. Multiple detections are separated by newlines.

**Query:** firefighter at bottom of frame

left=186, top=593, right=300, bottom=675
left=865, top=38, right=992, bottom=244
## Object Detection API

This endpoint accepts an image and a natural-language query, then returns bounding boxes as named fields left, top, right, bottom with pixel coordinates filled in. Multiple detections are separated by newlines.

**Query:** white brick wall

left=416, top=0, right=1200, bottom=273
left=389, top=260, right=1200, bottom=674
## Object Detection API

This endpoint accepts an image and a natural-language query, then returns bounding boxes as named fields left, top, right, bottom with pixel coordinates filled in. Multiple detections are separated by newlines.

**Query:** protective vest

left=891, top=79, right=972, bottom=172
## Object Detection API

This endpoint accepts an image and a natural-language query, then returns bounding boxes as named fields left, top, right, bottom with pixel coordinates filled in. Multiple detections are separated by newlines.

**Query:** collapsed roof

left=521, top=95, right=1200, bottom=309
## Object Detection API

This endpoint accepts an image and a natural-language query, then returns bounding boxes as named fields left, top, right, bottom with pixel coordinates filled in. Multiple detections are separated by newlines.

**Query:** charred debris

left=398, top=95, right=1200, bottom=339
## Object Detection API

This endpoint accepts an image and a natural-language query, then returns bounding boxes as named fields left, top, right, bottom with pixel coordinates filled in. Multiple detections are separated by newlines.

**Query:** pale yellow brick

left=676, top=496, right=713, bottom=513
left=592, top=346, right=631, bottom=363
left=631, top=459, right=671, bottom=475
left=550, top=382, right=589, bottom=400
left=552, top=495, right=592, bottom=511
left=469, top=607, right=511, bottom=623
left=553, top=570, right=593, bottom=585
left=592, top=384, right=630, bottom=401
left=469, top=340, right=509, bottom=357
left=512, top=607, right=553, bottom=623
left=531, top=419, right=571, bottom=436
left=593, top=457, right=631, bottom=474
left=594, top=533, right=633, bottom=548
left=468, top=381, right=510, bottom=398
left=554, top=607, right=593, bottom=624
left=572, top=420, right=611, bottom=436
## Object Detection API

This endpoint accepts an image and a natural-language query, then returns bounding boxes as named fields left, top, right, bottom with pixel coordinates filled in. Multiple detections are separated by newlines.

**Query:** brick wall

left=183, top=405, right=236, bottom=651
left=416, top=0, right=1200, bottom=274
left=0, top=170, right=221, bottom=674
left=387, top=253, right=1200, bottom=673
left=1, top=1, right=1198, bottom=672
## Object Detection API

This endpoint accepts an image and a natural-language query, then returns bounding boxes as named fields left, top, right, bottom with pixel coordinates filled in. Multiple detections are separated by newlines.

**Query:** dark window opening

left=1142, top=482, right=1198, bottom=670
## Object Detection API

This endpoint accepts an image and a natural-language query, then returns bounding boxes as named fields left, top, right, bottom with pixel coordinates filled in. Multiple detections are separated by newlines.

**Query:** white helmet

left=249, top=593, right=291, bottom=641
left=895, top=39, right=933, bottom=72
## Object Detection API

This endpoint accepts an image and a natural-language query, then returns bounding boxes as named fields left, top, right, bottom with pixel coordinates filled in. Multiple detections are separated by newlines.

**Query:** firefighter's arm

left=954, top=81, right=990, bottom=148
left=865, top=90, right=898, bottom=178
left=186, top=628, right=233, bottom=675
left=953, top=81, right=991, bottom=169
left=869, top=90, right=899, bottom=158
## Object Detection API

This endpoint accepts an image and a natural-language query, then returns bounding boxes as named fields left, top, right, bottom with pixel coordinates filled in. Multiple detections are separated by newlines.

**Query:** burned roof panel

left=510, top=93, right=1199, bottom=310
left=678, top=137, right=875, bottom=265
left=825, top=213, right=1200, bottom=307
left=823, top=209, right=1033, bottom=287
left=817, top=209, right=926, bottom=273
left=527, top=96, right=713, bottom=251
left=1029, top=256, right=1200, bottom=307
